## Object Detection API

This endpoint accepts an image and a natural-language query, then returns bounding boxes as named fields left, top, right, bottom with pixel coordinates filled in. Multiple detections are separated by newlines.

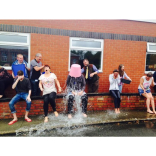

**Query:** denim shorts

left=138, top=89, right=151, bottom=96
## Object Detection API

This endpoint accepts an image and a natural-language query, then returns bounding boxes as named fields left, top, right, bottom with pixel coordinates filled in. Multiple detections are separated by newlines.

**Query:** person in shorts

left=138, top=72, right=156, bottom=114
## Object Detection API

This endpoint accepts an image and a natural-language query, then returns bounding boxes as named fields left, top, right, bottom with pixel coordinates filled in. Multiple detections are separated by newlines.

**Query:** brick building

left=0, top=20, right=156, bottom=95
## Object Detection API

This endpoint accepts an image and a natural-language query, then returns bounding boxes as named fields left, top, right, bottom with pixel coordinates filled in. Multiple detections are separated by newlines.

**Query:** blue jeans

left=9, top=92, right=31, bottom=114
left=118, top=85, right=123, bottom=93
left=30, top=79, right=41, bottom=96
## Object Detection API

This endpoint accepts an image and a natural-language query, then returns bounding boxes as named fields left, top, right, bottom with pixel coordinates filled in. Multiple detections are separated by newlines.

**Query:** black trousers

left=110, top=90, right=121, bottom=108
left=43, top=92, right=56, bottom=117
left=0, top=77, right=13, bottom=96
left=68, top=94, right=88, bottom=114
left=88, top=80, right=99, bottom=93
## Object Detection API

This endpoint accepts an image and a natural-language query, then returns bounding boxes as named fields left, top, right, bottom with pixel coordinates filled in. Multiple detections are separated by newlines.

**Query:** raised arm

left=34, top=65, right=44, bottom=71
left=12, top=77, right=20, bottom=89
left=109, top=74, right=115, bottom=84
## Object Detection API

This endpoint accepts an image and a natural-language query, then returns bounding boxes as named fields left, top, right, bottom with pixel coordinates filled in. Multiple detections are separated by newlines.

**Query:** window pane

left=0, top=34, right=27, bottom=43
left=72, top=40, right=101, bottom=48
left=70, top=50, right=102, bottom=70
left=146, top=54, right=156, bottom=71
left=0, top=45, right=28, bottom=66
left=149, top=45, right=156, bottom=51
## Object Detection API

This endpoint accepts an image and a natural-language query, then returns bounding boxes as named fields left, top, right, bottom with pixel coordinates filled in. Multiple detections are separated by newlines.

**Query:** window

left=146, top=43, right=156, bottom=72
left=69, top=37, right=104, bottom=72
left=0, top=32, right=30, bottom=70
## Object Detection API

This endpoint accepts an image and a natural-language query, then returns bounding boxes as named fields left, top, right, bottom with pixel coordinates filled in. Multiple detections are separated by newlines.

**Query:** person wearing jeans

left=8, top=70, right=32, bottom=125
left=30, top=53, right=44, bottom=96
left=39, top=65, right=62, bottom=123
left=138, top=72, right=156, bottom=114
left=109, top=69, right=121, bottom=114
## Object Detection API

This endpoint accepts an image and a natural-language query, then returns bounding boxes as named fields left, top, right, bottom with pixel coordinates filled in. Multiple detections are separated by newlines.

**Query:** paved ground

left=1, top=110, right=156, bottom=136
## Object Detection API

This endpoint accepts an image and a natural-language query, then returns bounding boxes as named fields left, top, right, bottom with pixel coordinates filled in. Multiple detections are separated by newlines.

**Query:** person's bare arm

left=140, top=78, right=146, bottom=93
left=12, top=72, right=15, bottom=79
left=34, top=65, right=44, bottom=71
left=151, top=78, right=154, bottom=87
left=25, top=66, right=30, bottom=71
left=54, top=78, right=62, bottom=92
left=26, top=90, right=31, bottom=102
left=39, top=80, right=44, bottom=91
left=12, top=77, right=21, bottom=89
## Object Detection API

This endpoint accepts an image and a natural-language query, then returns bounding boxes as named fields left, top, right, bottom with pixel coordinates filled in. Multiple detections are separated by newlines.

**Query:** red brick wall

left=4, top=37, right=148, bottom=96
left=102, top=39, right=147, bottom=93
left=0, top=20, right=156, bottom=37
left=0, top=95, right=148, bottom=119
left=0, top=20, right=154, bottom=96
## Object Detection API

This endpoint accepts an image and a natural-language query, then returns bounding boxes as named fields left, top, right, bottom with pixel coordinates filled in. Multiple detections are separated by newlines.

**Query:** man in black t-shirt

left=8, top=70, right=32, bottom=125
left=30, top=53, right=44, bottom=96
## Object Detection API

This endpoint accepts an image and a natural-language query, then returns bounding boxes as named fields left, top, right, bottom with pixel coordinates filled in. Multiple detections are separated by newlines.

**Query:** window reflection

left=72, top=40, right=101, bottom=48
left=70, top=50, right=102, bottom=70
left=146, top=54, right=156, bottom=71
left=0, top=34, right=27, bottom=43
left=0, top=45, right=28, bottom=66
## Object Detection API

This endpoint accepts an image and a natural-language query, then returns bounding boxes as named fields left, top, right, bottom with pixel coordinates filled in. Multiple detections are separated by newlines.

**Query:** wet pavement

left=1, top=110, right=156, bottom=136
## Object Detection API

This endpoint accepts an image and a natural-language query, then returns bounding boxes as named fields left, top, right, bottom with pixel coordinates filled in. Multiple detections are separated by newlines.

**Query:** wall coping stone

left=0, top=92, right=155, bottom=103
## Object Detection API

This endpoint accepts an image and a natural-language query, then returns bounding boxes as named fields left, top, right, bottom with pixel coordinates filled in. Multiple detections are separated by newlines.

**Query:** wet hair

left=118, top=64, right=124, bottom=76
left=17, top=70, right=24, bottom=76
left=83, top=59, right=89, bottom=62
left=113, top=69, right=119, bottom=73
left=44, top=65, right=50, bottom=69
left=147, top=72, right=153, bottom=77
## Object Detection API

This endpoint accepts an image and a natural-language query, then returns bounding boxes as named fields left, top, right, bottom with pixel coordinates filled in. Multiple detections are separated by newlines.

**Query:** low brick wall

left=0, top=93, right=153, bottom=119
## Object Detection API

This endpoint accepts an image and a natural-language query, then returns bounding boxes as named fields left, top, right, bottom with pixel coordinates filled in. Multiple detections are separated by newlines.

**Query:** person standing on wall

left=8, top=70, right=32, bottom=125
left=39, top=65, right=62, bottom=123
left=109, top=69, right=121, bottom=114
left=30, top=53, right=44, bottom=96
left=81, top=59, right=99, bottom=93
left=118, top=64, right=132, bottom=93
left=12, top=54, right=30, bottom=79
left=138, top=72, right=156, bottom=114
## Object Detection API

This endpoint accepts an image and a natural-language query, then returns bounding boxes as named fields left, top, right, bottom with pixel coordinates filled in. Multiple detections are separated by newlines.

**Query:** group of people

left=2, top=54, right=99, bottom=125
left=0, top=53, right=156, bottom=125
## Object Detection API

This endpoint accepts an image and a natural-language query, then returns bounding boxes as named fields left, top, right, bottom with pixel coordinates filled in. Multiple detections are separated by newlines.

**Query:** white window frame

left=145, top=42, right=156, bottom=74
left=0, top=31, right=30, bottom=70
left=68, top=37, right=104, bottom=72
left=147, top=42, right=156, bottom=53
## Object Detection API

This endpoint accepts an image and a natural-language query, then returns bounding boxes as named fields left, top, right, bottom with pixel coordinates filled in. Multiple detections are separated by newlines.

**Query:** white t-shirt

left=138, top=76, right=153, bottom=91
left=39, top=73, right=57, bottom=95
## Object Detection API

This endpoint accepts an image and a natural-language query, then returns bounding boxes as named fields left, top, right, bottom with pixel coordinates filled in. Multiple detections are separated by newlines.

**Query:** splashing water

left=16, top=76, right=88, bottom=136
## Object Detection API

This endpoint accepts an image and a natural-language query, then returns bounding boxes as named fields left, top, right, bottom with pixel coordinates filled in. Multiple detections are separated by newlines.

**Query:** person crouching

left=8, top=70, right=32, bottom=125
